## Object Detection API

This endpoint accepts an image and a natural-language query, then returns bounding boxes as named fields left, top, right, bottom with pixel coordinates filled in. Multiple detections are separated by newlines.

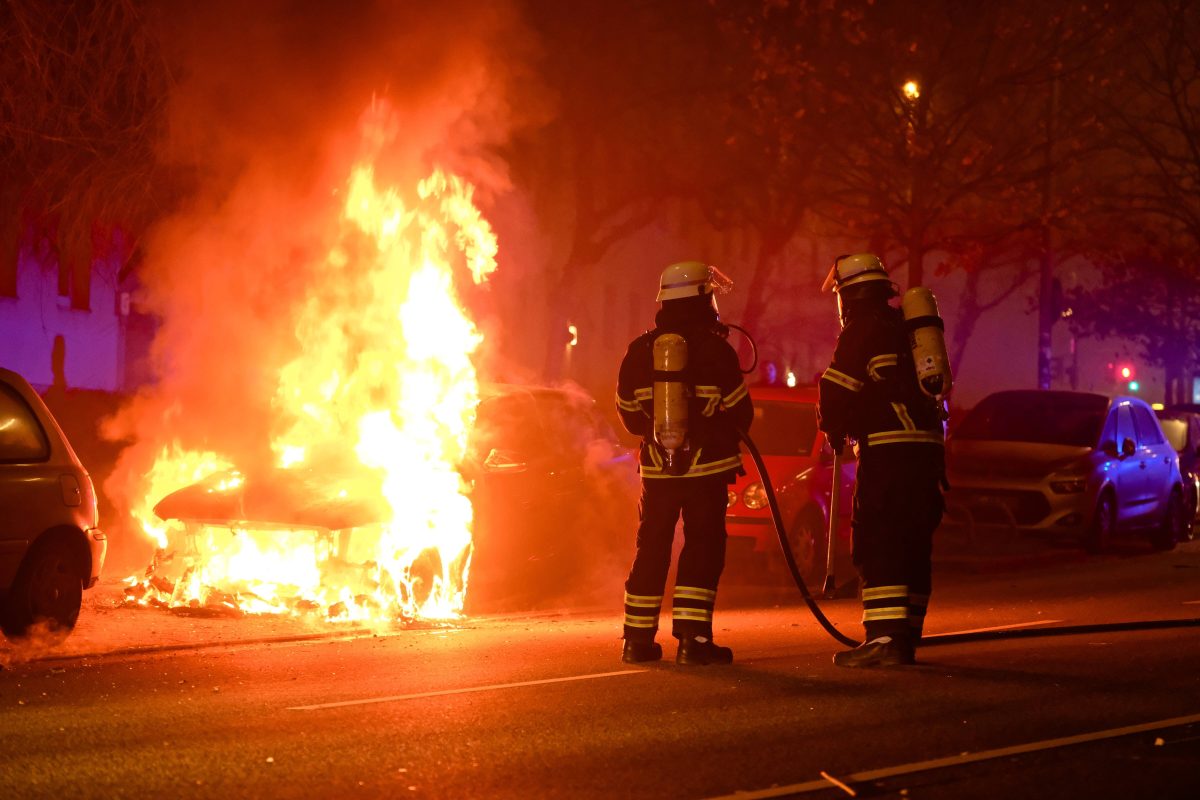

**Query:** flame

left=126, top=137, right=498, bottom=624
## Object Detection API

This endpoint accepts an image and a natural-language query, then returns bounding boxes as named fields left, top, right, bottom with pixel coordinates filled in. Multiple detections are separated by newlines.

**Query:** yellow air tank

left=653, top=333, right=690, bottom=475
left=901, top=287, right=953, bottom=399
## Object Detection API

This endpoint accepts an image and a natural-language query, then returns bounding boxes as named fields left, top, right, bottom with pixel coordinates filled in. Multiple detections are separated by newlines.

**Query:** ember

left=122, top=104, right=498, bottom=624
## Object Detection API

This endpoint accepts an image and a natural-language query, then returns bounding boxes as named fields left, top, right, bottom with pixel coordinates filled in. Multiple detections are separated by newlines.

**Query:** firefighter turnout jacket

left=616, top=322, right=752, bottom=480
left=818, top=306, right=943, bottom=449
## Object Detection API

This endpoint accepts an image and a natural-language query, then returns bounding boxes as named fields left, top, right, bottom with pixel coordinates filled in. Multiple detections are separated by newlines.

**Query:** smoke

left=102, top=0, right=541, bottom=571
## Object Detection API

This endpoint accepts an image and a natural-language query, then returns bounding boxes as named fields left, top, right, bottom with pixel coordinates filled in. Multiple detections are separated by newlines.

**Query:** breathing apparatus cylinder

left=901, top=287, right=953, bottom=400
left=652, top=333, right=691, bottom=476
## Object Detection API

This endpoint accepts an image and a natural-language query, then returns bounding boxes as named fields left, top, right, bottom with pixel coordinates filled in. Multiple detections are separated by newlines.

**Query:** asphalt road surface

left=2, top=540, right=1199, bottom=799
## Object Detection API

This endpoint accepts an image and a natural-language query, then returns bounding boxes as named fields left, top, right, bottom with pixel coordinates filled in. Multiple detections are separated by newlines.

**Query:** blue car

left=946, top=390, right=1187, bottom=553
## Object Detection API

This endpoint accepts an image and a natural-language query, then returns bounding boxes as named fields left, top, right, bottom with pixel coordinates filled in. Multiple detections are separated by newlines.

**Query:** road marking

left=1183, top=600, right=1200, bottom=605
left=705, top=711, right=1200, bottom=800
left=287, top=669, right=647, bottom=711
left=932, top=619, right=1064, bottom=636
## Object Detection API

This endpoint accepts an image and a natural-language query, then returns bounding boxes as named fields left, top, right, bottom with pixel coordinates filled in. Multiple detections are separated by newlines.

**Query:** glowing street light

left=902, top=80, right=921, bottom=101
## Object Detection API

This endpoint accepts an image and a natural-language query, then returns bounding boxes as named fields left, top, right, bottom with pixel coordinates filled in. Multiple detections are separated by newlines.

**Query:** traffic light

left=1106, top=361, right=1139, bottom=393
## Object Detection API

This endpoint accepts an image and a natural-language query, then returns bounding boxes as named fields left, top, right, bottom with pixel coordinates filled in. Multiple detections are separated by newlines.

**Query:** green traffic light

left=1128, top=380, right=1140, bottom=392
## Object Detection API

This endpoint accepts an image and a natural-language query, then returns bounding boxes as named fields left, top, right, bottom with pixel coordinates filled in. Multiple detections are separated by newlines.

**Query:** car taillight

left=727, top=489, right=738, bottom=508
left=742, top=482, right=768, bottom=510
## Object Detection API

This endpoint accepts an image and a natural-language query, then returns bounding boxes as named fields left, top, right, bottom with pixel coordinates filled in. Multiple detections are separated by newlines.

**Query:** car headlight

left=1049, top=477, right=1088, bottom=494
left=742, top=482, right=768, bottom=510
left=727, top=489, right=738, bottom=509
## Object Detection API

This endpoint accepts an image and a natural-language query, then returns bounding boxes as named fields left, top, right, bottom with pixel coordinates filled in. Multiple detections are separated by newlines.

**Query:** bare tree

left=1071, top=0, right=1200, bottom=402
left=0, top=0, right=173, bottom=296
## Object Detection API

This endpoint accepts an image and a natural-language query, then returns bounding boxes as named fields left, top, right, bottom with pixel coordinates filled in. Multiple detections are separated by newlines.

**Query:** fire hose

left=738, top=428, right=861, bottom=648
left=738, top=427, right=1200, bottom=650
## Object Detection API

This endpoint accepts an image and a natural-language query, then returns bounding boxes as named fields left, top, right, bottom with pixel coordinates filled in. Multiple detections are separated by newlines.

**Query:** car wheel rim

left=30, top=555, right=79, bottom=624
left=1099, top=498, right=1114, bottom=540
left=789, top=522, right=818, bottom=575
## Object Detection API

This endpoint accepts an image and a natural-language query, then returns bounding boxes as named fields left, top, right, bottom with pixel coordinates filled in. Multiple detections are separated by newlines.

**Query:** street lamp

left=902, top=80, right=920, bottom=102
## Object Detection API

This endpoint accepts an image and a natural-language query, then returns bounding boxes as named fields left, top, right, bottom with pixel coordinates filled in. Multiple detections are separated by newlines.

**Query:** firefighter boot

left=622, top=639, right=663, bottom=664
left=676, top=636, right=734, bottom=666
left=832, top=636, right=915, bottom=668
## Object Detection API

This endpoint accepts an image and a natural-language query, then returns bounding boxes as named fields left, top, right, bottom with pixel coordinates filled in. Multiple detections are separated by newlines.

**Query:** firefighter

left=615, top=261, right=753, bottom=666
left=817, top=253, right=946, bottom=668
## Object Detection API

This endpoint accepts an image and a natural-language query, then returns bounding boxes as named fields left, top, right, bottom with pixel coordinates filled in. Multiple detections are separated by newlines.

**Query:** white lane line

left=706, top=711, right=1200, bottom=800
left=288, top=669, right=647, bottom=711
left=933, top=619, right=1064, bottom=636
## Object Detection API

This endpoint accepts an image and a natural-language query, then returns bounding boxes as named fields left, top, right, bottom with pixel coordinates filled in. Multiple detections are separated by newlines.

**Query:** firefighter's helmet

left=820, top=253, right=891, bottom=294
left=657, top=261, right=734, bottom=302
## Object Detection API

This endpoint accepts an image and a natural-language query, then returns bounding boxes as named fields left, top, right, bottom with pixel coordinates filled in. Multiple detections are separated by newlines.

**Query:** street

left=2, top=538, right=1199, bottom=799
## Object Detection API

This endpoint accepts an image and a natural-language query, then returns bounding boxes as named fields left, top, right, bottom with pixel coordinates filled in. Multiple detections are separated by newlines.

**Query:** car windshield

left=1158, top=417, right=1188, bottom=452
left=954, top=392, right=1107, bottom=447
left=751, top=400, right=817, bottom=457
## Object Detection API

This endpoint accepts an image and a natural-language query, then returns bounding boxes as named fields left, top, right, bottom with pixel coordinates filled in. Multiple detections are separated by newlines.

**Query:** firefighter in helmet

left=615, top=261, right=753, bottom=665
left=818, top=253, right=946, bottom=667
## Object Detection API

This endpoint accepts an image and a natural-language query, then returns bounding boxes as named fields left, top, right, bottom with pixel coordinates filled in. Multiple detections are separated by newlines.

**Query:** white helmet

left=657, top=261, right=734, bottom=302
left=821, top=253, right=891, bottom=294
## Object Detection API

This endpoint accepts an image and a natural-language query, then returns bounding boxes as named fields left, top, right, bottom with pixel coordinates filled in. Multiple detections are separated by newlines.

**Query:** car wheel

left=0, top=537, right=83, bottom=641
left=785, top=510, right=826, bottom=588
left=1182, top=484, right=1199, bottom=543
left=1150, top=490, right=1184, bottom=551
left=1084, top=491, right=1116, bottom=554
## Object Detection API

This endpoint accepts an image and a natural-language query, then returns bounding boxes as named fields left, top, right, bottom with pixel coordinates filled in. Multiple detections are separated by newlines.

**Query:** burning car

left=141, top=385, right=636, bottom=617
left=0, top=367, right=107, bottom=640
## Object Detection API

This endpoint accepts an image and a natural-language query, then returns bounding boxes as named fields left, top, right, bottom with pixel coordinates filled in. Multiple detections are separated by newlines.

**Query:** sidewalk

left=0, top=524, right=1090, bottom=667
left=0, top=582, right=397, bottom=667
left=933, top=521, right=1087, bottom=573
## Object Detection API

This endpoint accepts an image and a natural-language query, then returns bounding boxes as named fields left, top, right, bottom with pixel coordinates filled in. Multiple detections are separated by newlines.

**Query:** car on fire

left=0, top=367, right=107, bottom=640
left=1156, top=405, right=1200, bottom=542
left=945, top=390, right=1187, bottom=553
left=150, top=385, right=637, bottom=613
left=725, top=386, right=855, bottom=585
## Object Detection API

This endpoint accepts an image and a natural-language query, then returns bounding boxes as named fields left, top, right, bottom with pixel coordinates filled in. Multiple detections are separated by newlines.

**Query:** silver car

left=0, top=367, right=107, bottom=640
left=946, top=390, right=1186, bottom=552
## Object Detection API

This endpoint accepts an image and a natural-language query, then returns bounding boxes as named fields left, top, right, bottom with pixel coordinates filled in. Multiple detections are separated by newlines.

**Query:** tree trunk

left=736, top=233, right=789, bottom=365
left=907, top=237, right=925, bottom=289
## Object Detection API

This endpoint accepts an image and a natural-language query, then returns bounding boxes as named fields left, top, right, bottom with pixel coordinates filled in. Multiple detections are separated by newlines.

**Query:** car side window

left=1099, top=409, right=1117, bottom=450
left=1115, top=405, right=1135, bottom=448
left=0, top=384, right=50, bottom=462
left=1132, top=405, right=1164, bottom=447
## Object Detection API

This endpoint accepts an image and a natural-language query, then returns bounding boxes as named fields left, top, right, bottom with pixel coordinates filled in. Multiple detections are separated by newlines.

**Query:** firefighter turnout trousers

left=852, top=443, right=945, bottom=644
left=623, top=473, right=729, bottom=641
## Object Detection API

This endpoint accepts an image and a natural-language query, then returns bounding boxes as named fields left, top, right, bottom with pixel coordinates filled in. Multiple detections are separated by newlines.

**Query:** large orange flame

left=126, top=149, right=498, bottom=623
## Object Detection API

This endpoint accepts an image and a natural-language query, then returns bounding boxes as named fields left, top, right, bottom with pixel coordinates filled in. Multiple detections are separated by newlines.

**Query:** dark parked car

left=1156, top=406, right=1200, bottom=541
left=725, top=386, right=855, bottom=584
left=0, top=368, right=107, bottom=640
left=461, top=385, right=637, bottom=609
left=946, top=390, right=1186, bottom=553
